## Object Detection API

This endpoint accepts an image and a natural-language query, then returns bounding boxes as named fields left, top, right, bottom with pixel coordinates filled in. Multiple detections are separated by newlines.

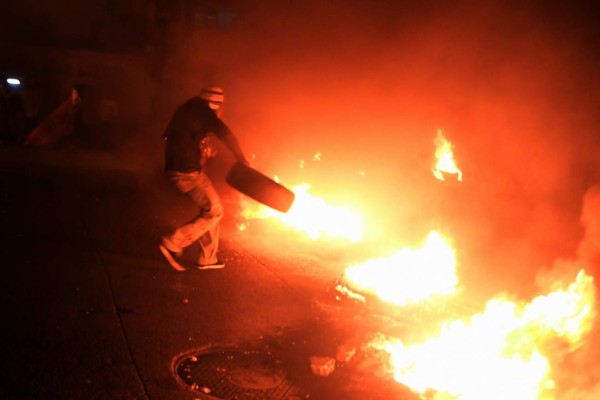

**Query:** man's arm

left=221, top=131, right=249, bottom=165
left=200, top=101, right=249, bottom=165
left=209, top=113, right=249, bottom=165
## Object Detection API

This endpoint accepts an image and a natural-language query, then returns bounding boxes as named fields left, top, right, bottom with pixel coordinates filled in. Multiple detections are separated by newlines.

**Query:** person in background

left=159, top=85, right=249, bottom=271
left=22, top=79, right=41, bottom=134
left=25, top=86, right=81, bottom=147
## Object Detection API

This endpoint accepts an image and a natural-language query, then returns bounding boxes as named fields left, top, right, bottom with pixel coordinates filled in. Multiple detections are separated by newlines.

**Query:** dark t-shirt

left=163, top=97, right=231, bottom=172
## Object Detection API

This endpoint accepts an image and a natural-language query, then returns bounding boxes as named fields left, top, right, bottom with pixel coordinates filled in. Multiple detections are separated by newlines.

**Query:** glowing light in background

left=369, top=270, right=596, bottom=400
left=344, top=230, right=459, bottom=306
left=433, top=129, right=463, bottom=181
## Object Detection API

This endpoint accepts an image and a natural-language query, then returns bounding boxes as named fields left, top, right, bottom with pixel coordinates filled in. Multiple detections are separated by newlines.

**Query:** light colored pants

left=163, top=171, right=223, bottom=265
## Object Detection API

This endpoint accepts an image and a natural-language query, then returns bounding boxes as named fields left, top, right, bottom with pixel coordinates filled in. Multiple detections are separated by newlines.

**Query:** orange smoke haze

left=173, top=2, right=595, bottom=267
left=147, top=0, right=600, bottom=277
left=137, top=2, right=600, bottom=270
left=143, top=2, right=600, bottom=397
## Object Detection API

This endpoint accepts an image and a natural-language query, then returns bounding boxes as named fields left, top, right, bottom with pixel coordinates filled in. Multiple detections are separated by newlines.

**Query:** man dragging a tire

left=159, top=85, right=249, bottom=271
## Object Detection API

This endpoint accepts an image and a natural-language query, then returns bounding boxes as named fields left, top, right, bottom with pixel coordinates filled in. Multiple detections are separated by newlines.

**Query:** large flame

left=240, top=182, right=363, bottom=242
left=433, top=129, right=463, bottom=181
left=370, top=270, right=596, bottom=400
left=343, top=231, right=459, bottom=306
left=238, top=150, right=595, bottom=400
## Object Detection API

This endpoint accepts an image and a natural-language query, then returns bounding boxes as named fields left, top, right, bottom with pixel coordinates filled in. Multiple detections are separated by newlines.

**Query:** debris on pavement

left=335, top=344, right=356, bottom=364
left=309, top=356, right=336, bottom=377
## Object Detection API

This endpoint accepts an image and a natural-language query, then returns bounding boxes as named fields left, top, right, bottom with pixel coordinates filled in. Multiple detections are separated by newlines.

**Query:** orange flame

left=240, top=182, right=363, bottom=242
left=370, top=270, right=596, bottom=400
left=433, top=129, right=463, bottom=181
left=344, top=231, right=459, bottom=306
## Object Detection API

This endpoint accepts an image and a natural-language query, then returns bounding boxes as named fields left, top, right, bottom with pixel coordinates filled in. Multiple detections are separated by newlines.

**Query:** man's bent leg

left=188, top=172, right=224, bottom=267
left=198, top=222, right=220, bottom=266
left=164, top=171, right=223, bottom=252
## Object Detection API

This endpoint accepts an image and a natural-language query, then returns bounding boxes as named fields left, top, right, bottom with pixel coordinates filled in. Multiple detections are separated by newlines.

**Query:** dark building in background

left=0, top=0, right=240, bottom=147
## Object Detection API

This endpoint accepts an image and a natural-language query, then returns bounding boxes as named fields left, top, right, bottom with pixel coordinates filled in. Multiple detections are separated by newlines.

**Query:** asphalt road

left=0, top=145, right=417, bottom=400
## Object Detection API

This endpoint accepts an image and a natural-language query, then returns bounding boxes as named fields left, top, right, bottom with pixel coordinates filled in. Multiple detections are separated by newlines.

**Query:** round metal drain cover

left=175, top=348, right=305, bottom=399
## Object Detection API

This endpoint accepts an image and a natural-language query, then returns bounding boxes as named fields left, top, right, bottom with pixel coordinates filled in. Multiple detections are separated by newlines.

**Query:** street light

left=6, top=78, right=21, bottom=86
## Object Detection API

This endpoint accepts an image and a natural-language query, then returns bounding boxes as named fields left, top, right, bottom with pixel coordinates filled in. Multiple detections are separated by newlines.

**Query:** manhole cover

left=175, top=348, right=306, bottom=399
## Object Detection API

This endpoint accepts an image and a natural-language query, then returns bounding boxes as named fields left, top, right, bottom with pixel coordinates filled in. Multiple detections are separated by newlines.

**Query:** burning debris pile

left=366, top=269, right=595, bottom=400
left=236, top=131, right=598, bottom=399
left=343, top=230, right=459, bottom=307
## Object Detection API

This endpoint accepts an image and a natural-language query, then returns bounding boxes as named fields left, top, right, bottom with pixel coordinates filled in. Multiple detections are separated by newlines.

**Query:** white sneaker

left=159, top=244, right=186, bottom=271
left=196, top=261, right=225, bottom=270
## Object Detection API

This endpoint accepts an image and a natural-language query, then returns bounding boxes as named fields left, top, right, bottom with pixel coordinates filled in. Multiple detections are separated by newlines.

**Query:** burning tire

left=226, top=162, right=295, bottom=213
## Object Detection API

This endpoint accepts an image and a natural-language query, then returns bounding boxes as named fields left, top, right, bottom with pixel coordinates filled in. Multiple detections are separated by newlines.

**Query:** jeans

left=163, top=171, right=223, bottom=265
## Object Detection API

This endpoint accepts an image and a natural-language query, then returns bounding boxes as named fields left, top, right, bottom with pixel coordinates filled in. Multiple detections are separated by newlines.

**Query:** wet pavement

left=0, top=145, right=418, bottom=400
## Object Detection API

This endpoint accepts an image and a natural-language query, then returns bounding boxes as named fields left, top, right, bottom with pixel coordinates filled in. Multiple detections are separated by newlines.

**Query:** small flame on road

left=433, top=129, right=463, bottom=181
left=370, top=270, right=596, bottom=400
left=343, top=231, right=458, bottom=306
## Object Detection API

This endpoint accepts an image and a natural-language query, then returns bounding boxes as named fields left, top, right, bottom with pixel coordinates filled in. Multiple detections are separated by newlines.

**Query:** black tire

left=226, top=163, right=295, bottom=213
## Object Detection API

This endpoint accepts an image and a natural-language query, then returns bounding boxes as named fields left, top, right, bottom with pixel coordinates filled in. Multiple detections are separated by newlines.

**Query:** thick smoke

left=143, top=0, right=600, bottom=289
left=120, top=2, right=600, bottom=395
left=534, top=186, right=600, bottom=399
left=83, top=2, right=600, bottom=394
